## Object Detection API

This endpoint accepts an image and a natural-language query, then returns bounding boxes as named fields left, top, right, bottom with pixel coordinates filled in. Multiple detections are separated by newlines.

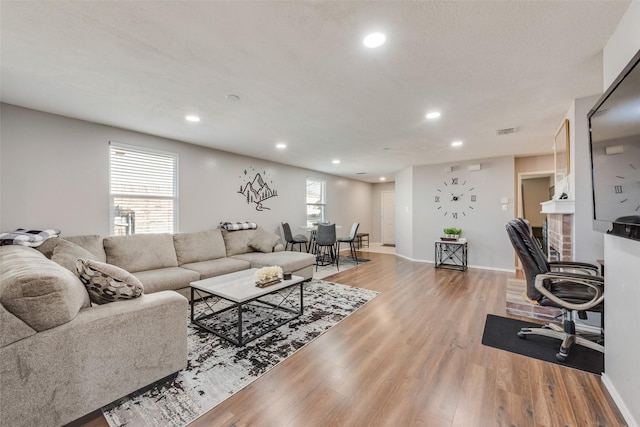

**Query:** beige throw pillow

left=248, top=227, right=281, bottom=253
left=77, top=259, right=144, bottom=305
left=52, top=238, right=98, bottom=274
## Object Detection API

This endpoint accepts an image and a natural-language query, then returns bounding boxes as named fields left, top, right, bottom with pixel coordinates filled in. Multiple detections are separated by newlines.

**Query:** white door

left=381, top=191, right=396, bottom=245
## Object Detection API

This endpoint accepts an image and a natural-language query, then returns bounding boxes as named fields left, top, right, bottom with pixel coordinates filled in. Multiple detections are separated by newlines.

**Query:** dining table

left=298, top=224, right=342, bottom=254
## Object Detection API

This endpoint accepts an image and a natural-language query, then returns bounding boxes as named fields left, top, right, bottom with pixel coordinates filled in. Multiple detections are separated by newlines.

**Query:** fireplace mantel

left=540, top=199, right=575, bottom=214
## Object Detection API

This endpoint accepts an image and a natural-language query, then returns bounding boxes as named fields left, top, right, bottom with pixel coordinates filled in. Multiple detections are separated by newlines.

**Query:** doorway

left=381, top=191, right=396, bottom=246
left=517, top=171, right=554, bottom=258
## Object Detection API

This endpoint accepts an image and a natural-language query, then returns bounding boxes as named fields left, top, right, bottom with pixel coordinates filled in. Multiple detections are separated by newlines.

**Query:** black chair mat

left=481, top=314, right=603, bottom=375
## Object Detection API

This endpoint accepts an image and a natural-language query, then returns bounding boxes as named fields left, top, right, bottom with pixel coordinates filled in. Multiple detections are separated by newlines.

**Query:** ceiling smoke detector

left=496, top=127, right=516, bottom=136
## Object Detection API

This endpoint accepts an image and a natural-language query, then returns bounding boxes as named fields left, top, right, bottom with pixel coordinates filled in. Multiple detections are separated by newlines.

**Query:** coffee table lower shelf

left=190, top=280, right=304, bottom=346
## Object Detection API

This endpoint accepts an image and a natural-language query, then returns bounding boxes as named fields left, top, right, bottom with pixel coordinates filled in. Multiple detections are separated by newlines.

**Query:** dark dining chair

left=315, top=223, right=336, bottom=270
left=336, top=222, right=359, bottom=271
left=505, top=218, right=604, bottom=361
left=281, top=222, right=308, bottom=252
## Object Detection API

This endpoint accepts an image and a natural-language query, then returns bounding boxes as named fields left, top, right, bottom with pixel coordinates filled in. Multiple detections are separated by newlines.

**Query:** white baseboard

left=602, top=373, right=639, bottom=427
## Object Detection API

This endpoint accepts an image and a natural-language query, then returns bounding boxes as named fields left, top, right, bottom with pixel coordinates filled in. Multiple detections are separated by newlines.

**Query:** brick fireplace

left=541, top=199, right=575, bottom=261
left=547, top=213, right=574, bottom=261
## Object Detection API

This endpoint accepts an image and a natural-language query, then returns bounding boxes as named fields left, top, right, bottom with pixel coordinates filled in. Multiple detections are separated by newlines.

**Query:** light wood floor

left=70, top=252, right=626, bottom=427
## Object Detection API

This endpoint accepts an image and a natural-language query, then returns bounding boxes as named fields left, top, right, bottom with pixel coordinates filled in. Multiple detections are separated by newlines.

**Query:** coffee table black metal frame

left=190, top=270, right=305, bottom=346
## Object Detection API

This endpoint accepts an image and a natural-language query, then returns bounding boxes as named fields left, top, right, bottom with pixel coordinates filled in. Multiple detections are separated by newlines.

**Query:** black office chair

left=281, top=222, right=308, bottom=252
left=505, top=218, right=604, bottom=361
left=336, top=222, right=359, bottom=271
left=315, top=223, right=336, bottom=271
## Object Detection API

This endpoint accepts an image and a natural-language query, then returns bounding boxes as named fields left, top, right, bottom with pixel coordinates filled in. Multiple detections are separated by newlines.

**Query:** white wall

left=601, top=3, right=640, bottom=426
left=0, top=104, right=373, bottom=238
left=603, top=235, right=640, bottom=427
left=604, top=1, right=640, bottom=89
left=394, top=167, right=413, bottom=259
left=371, top=181, right=395, bottom=243
left=396, top=157, right=515, bottom=270
left=573, top=95, right=606, bottom=265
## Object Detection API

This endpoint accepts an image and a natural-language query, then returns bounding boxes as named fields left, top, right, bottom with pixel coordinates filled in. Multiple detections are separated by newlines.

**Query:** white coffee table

left=190, top=268, right=306, bottom=346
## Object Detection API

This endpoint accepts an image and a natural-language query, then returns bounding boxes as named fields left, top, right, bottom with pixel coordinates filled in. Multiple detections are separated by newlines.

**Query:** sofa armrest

left=0, top=291, right=188, bottom=427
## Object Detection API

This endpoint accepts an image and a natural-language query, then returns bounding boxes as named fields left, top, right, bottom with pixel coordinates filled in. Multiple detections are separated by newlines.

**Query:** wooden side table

left=434, top=239, right=468, bottom=271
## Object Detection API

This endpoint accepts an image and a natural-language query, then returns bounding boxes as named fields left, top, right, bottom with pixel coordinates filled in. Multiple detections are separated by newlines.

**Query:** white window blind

left=109, top=142, right=178, bottom=235
left=306, top=177, right=326, bottom=227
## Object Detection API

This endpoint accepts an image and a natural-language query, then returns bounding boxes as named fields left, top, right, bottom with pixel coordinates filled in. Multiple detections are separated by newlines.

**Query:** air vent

left=496, top=127, right=516, bottom=136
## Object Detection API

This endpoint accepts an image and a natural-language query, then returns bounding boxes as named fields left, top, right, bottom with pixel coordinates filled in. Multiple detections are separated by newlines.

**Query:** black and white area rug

left=102, top=279, right=379, bottom=427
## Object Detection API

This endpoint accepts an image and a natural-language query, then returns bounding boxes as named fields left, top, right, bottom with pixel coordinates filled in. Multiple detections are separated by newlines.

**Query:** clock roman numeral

left=452, top=212, right=458, bottom=219
left=614, top=185, right=623, bottom=194
left=451, top=178, right=458, bottom=185
left=435, top=196, right=440, bottom=202
left=471, top=195, right=476, bottom=202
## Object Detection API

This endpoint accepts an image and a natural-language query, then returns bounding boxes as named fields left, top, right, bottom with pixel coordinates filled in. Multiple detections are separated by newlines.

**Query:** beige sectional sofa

left=0, top=226, right=315, bottom=427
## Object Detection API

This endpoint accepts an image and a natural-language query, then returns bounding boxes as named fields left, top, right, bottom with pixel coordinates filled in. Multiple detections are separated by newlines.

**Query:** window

left=109, top=142, right=178, bottom=235
left=306, top=177, right=326, bottom=227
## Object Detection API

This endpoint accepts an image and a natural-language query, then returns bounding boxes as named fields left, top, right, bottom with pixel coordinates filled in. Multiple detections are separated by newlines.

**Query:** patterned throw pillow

left=220, top=221, right=258, bottom=231
left=0, top=229, right=60, bottom=247
left=76, top=259, right=144, bottom=305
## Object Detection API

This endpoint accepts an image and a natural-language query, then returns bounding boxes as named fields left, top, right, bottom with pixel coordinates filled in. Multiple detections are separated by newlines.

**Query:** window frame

left=306, top=177, right=327, bottom=227
left=109, top=141, right=179, bottom=235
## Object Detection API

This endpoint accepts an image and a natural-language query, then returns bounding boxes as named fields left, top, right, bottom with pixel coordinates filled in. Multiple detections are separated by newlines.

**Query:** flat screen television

left=589, top=49, right=640, bottom=241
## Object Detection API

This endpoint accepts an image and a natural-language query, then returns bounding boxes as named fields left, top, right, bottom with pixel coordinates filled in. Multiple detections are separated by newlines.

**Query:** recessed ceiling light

left=426, top=112, right=441, bottom=119
left=276, top=142, right=287, bottom=149
left=363, top=32, right=386, bottom=48
left=185, top=115, right=200, bottom=122
left=380, top=177, right=386, bottom=181
left=332, top=159, right=341, bottom=164
left=451, top=141, right=463, bottom=147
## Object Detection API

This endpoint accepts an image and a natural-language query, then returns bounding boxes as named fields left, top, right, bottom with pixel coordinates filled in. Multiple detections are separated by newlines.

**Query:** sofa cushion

left=221, top=229, right=258, bottom=256
left=0, top=245, right=90, bottom=331
left=231, top=251, right=316, bottom=273
left=77, top=259, right=144, bottom=305
left=0, top=303, right=36, bottom=347
left=173, top=229, right=227, bottom=265
left=65, top=235, right=107, bottom=262
left=181, top=258, right=251, bottom=280
left=132, top=267, right=200, bottom=294
left=37, top=234, right=106, bottom=262
left=248, top=227, right=281, bottom=253
left=104, top=233, right=178, bottom=273
left=51, top=238, right=99, bottom=274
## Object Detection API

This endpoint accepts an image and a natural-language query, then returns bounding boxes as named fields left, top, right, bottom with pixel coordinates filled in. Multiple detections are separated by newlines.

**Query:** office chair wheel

left=555, top=352, right=567, bottom=362
left=517, top=328, right=529, bottom=339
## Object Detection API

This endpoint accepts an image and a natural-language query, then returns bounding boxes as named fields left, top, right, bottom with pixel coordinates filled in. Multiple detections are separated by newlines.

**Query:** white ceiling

left=0, top=1, right=630, bottom=183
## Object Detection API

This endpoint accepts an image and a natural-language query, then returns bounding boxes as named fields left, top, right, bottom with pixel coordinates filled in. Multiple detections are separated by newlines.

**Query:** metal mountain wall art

left=238, top=168, right=278, bottom=211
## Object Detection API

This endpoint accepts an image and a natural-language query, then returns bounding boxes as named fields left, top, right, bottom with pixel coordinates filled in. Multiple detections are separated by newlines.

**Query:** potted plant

left=442, top=227, right=462, bottom=241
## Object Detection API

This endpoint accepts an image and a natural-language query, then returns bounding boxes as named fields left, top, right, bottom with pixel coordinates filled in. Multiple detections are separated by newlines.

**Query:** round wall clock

left=435, top=177, right=477, bottom=219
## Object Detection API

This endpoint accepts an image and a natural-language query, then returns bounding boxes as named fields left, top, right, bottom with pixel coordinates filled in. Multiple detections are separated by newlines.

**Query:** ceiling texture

left=0, top=1, right=630, bottom=182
